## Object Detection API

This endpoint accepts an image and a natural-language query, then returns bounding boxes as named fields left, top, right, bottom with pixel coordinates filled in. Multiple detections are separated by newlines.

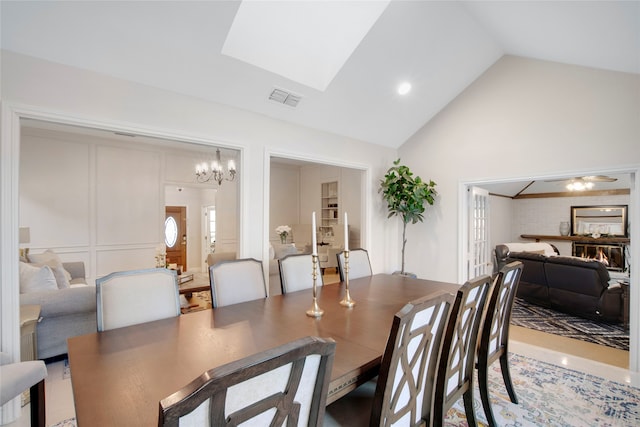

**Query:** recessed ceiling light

left=397, top=82, right=412, bottom=95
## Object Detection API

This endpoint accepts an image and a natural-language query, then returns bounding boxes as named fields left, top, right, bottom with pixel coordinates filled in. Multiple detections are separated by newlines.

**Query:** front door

left=165, top=206, right=187, bottom=271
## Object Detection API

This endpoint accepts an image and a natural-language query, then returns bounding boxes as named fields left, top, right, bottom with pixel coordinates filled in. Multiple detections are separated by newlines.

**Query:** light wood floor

left=510, top=324, right=629, bottom=369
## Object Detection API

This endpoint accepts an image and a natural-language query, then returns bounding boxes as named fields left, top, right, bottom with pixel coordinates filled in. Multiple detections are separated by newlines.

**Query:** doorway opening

left=461, top=170, right=637, bottom=371
left=165, top=206, right=187, bottom=272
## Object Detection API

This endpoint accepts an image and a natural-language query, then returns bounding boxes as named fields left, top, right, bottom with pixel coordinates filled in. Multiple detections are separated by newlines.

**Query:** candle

left=312, top=211, right=317, bottom=256
left=344, top=212, right=349, bottom=251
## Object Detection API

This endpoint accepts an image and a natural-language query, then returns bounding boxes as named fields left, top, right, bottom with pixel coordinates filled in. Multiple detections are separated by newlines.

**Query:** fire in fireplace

left=572, top=243, right=625, bottom=271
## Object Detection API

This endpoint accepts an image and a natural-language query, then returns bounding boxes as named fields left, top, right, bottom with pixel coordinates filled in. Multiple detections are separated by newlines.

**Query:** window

left=164, top=216, right=178, bottom=248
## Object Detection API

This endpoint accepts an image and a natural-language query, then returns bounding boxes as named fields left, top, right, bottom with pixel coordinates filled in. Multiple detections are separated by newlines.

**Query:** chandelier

left=195, top=149, right=237, bottom=185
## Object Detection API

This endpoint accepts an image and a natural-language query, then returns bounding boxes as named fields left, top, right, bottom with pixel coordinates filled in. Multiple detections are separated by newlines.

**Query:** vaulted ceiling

left=2, top=1, right=639, bottom=148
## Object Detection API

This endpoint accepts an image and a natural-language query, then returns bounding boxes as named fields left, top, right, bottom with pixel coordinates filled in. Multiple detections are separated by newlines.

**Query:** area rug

left=50, top=419, right=76, bottom=427
left=510, top=297, right=629, bottom=351
left=63, top=357, right=71, bottom=380
left=448, top=352, right=640, bottom=426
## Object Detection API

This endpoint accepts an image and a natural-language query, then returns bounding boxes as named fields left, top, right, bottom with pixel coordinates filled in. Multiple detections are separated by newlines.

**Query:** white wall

left=488, top=195, right=514, bottom=253
left=269, top=162, right=364, bottom=249
left=512, top=194, right=630, bottom=256
left=489, top=193, right=630, bottom=264
left=399, top=55, right=640, bottom=368
left=20, top=128, right=164, bottom=283
left=1, top=51, right=398, bottom=373
left=400, top=55, right=639, bottom=281
left=19, top=126, right=236, bottom=281
left=269, top=163, right=300, bottom=243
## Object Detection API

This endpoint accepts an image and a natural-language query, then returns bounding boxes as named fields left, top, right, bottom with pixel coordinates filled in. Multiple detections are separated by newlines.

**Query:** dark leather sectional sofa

left=495, top=244, right=623, bottom=323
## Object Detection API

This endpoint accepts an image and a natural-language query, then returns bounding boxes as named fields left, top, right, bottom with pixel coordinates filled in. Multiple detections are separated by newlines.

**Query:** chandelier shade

left=195, top=149, right=237, bottom=185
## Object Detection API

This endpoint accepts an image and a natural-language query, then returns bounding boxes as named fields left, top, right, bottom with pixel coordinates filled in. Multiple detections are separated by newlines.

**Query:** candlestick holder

left=306, top=254, right=324, bottom=317
left=340, top=250, right=356, bottom=307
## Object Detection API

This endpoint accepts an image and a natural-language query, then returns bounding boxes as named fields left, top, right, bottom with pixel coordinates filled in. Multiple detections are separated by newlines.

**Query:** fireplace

left=572, top=243, right=626, bottom=272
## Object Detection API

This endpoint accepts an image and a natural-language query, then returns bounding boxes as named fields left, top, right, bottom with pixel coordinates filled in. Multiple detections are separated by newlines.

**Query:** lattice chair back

left=96, top=268, right=180, bottom=332
left=279, top=253, right=323, bottom=294
left=158, top=336, right=336, bottom=427
left=371, top=292, right=455, bottom=426
left=433, top=274, right=494, bottom=427
left=477, top=261, right=524, bottom=426
left=337, top=248, right=372, bottom=281
left=209, top=258, right=267, bottom=308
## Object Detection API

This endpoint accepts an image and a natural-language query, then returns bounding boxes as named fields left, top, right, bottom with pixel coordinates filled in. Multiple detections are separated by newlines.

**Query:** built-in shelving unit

left=321, top=181, right=339, bottom=227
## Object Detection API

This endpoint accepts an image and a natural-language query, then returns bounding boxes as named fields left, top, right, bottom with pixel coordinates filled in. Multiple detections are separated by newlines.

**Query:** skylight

left=222, top=0, right=390, bottom=92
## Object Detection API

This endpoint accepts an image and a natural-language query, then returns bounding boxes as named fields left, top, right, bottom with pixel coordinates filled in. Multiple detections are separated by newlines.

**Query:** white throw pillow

left=28, top=249, right=72, bottom=282
left=19, top=262, right=58, bottom=293
left=32, top=260, right=71, bottom=289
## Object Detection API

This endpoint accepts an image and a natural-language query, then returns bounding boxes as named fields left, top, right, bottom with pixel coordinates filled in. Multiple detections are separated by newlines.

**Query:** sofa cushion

left=545, top=256, right=610, bottom=296
left=507, top=252, right=549, bottom=305
left=19, top=262, right=58, bottom=293
left=28, top=250, right=72, bottom=282
left=32, top=259, right=71, bottom=289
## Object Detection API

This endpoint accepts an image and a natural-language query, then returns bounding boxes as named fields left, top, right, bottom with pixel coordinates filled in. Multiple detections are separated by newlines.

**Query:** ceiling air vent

left=269, top=88, right=301, bottom=108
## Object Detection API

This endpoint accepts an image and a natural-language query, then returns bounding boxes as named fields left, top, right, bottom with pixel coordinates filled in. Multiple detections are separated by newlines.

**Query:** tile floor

left=4, top=315, right=638, bottom=426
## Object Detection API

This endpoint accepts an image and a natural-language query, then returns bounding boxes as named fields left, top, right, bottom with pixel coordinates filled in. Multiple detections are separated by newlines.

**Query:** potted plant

left=379, top=159, right=437, bottom=276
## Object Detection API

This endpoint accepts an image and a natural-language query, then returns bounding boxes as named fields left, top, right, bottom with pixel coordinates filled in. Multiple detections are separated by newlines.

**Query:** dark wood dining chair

left=96, top=267, right=180, bottom=331
left=337, top=248, right=372, bottom=281
left=477, top=261, right=524, bottom=427
left=433, top=274, right=494, bottom=427
left=158, top=336, right=336, bottom=427
left=208, top=258, right=267, bottom=307
left=278, top=253, right=323, bottom=294
left=324, top=292, right=456, bottom=426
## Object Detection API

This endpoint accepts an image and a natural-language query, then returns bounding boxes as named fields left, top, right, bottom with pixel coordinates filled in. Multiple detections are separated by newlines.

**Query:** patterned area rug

left=510, top=297, right=629, bottom=351
left=50, top=352, right=639, bottom=427
left=448, top=353, right=640, bottom=426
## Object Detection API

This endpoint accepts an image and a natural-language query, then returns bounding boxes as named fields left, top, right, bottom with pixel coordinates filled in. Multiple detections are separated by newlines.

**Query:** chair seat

left=324, top=379, right=376, bottom=426
left=0, top=361, right=47, bottom=406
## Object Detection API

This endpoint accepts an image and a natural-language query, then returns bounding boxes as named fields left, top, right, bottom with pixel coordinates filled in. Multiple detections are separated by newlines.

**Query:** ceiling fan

left=544, top=175, right=617, bottom=191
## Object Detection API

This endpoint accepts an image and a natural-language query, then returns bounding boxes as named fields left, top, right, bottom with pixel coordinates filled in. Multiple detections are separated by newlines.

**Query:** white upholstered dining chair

left=96, top=267, right=180, bottom=332
left=337, top=248, right=372, bottom=281
left=159, top=336, right=336, bottom=427
left=0, top=352, right=48, bottom=427
left=278, top=253, right=323, bottom=294
left=208, top=258, right=267, bottom=308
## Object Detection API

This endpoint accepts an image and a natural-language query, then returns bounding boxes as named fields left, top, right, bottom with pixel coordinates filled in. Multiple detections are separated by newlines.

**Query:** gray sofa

left=19, top=262, right=97, bottom=360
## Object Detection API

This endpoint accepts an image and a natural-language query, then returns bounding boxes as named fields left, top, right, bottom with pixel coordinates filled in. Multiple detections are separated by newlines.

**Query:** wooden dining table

left=67, top=273, right=460, bottom=426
